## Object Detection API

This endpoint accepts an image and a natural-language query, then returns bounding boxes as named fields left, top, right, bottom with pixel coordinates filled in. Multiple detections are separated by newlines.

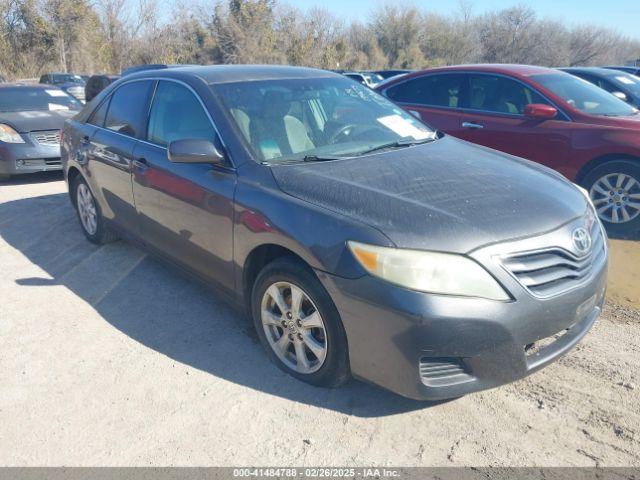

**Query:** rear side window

left=385, top=74, right=465, bottom=108
left=104, top=80, right=153, bottom=138
left=87, top=98, right=109, bottom=127
left=468, top=74, right=549, bottom=115
left=147, top=81, right=216, bottom=147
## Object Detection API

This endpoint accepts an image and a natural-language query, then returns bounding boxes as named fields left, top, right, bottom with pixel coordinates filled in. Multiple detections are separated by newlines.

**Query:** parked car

left=372, top=69, right=413, bottom=79
left=561, top=67, right=640, bottom=108
left=604, top=66, right=640, bottom=77
left=39, top=73, right=86, bottom=102
left=377, top=64, right=640, bottom=235
left=85, top=74, right=120, bottom=102
left=0, top=84, right=81, bottom=179
left=62, top=65, right=607, bottom=400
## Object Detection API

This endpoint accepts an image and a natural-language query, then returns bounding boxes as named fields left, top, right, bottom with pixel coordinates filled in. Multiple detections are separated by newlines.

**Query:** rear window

left=385, top=74, right=465, bottom=108
left=0, top=88, right=81, bottom=112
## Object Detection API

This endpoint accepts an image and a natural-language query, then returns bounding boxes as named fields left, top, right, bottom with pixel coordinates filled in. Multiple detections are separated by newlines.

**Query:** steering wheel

left=328, top=124, right=361, bottom=144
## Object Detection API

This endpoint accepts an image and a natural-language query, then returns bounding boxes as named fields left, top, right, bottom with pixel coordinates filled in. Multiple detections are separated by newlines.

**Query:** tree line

left=1, top=0, right=639, bottom=80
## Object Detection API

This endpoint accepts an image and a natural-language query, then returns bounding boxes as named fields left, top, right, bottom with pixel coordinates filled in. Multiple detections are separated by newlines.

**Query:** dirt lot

left=1, top=173, right=639, bottom=466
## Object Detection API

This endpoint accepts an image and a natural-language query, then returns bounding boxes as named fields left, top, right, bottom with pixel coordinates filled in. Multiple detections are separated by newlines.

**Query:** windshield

left=609, top=73, right=640, bottom=97
left=0, top=88, right=82, bottom=112
left=532, top=73, right=638, bottom=116
left=51, top=74, right=84, bottom=84
left=214, top=77, right=435, bottom=163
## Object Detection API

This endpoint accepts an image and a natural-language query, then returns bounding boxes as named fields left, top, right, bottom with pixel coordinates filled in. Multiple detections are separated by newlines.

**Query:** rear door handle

left=462, top=122, right=484, bottom=129
left=133, top=157, right=149, bottom=170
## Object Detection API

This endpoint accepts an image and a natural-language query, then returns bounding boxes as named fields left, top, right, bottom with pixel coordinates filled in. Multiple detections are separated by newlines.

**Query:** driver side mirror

left=168, top=139, right=225, bottom=165
left=524, top=104, right=558, bottom=120
left=612, top=91, right=628, bottom=103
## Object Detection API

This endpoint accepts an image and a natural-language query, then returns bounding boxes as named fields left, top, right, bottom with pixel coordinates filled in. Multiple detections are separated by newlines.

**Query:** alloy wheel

left=260, top=281, right=328, bottom=374
left=76, top=183, right=98, bottom=235
left=589, top=173, right=640, bottom=224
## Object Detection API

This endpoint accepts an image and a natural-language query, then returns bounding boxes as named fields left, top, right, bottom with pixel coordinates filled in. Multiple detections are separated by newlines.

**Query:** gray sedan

left=61, top=66, right=607, bottom=400
left=0, top=84, right=81, bottom=179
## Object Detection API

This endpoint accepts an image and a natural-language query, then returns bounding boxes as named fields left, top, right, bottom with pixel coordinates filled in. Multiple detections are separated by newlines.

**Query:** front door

left=456, top=74, right=572, bottom=173
left=131, top=80, right=237, bottom=291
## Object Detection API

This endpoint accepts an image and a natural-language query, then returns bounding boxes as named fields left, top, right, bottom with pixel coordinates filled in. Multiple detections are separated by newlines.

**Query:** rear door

left=131, top=80, right=237, bottom=291
left=382, top=73, right=467, bottom=136
left=83, top=80, right=154, bottom=234
left=456, top=73, right=572, bottom=171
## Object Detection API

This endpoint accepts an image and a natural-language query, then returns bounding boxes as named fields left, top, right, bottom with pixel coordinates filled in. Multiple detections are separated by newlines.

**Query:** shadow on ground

left=0, top=171, right=64, bottom=186
left=0, top=192, right=441, bottom=417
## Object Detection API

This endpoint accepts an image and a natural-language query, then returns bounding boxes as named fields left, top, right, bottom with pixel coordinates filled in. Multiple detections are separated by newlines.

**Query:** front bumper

left=317, top=219, right=608, bottom=401
left=0, top=141, right=62, bottom=175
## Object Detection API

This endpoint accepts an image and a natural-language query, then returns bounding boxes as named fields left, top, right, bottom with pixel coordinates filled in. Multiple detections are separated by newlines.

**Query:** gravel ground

left=0, top=173, right=639, bottom=466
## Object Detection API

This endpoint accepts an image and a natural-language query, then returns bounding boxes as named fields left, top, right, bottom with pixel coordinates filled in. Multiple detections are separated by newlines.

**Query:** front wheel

left=582, top=160, right=640, bottom=237
left=251, top=257, right=350, bottom=388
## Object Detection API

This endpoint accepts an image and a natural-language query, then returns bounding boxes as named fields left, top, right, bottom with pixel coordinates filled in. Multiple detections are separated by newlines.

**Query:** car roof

left=408, top=64, right=557, bottom=77
left=125, top=64, right=339, bottom=85
left=560, top=66, right=627, bottom=77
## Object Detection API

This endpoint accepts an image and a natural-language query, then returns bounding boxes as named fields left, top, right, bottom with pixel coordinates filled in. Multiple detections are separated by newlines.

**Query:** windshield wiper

left=260, top=155, right=345, bottom=166
left=302, top=155, right=345, bottom=162
left=355, top=136, right=436, bottom=156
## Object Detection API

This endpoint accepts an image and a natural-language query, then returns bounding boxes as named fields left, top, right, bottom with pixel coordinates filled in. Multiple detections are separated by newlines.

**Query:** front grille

left=502, top=222, right=606, bottom=298
left=32, top=130, right=61, bottom=146
left=419, top=357, right=473, bottom=387
left=44, top=157, right=61, bottom=166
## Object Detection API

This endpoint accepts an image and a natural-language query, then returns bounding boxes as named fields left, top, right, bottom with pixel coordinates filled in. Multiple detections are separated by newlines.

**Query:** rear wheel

left=72, top=176, right=119, bottom=244
left=251, top=256, right=350, bottom=388
left=582, top=160, right=640, bottom=237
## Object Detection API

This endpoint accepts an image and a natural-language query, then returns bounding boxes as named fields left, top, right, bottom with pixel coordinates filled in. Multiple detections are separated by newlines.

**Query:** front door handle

left=462, top=121, right=484, bottom=129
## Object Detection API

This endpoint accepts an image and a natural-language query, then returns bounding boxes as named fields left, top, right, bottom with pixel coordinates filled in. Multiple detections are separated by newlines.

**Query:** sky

left=288, top=0, right=640, bottom=39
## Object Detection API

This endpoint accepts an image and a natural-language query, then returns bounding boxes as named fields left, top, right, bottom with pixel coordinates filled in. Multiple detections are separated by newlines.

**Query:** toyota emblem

left=572, top=227, right=591, bottom=255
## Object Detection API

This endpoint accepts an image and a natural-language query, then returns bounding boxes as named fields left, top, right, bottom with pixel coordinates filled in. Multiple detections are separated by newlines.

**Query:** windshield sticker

left=48, top=103, right=69, bottom=111
left=377, top=114, right=432, bottom=140
left=616, top=76, right=637, bottom=85
left=45, top=89, right=68, bottom=97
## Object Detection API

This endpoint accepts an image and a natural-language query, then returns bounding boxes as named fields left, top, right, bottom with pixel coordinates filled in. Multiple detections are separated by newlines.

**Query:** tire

left=251, top=256, right=351, bottom=388
left=581, top=160, right=640, bottom=238
left=72, top=176, right=119, bottom=244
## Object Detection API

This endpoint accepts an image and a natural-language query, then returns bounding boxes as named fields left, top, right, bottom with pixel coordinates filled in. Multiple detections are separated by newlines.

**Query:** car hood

left=0, top=110, right=76, bottom=133
left=271, top=136, right=589, bottom=253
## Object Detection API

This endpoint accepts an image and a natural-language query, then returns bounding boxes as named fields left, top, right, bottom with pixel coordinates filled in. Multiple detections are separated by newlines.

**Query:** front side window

left=532, top=73, right=638, bottom=117
left=147, top=81, right=216, bottom=147
left=88, top=98, right=109, bottom=127
left=385, top=74, right=465, bottom=108
left=468, top=75, right=549, bottom=115
left=214, top=77, right=435, bottom=163
left=0, top=87, right=81, bottom=112
left=104, top=80, right=153, bottom=138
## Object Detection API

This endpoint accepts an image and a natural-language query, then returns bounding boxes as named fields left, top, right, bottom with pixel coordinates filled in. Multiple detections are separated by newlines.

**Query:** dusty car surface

left=61, top=65, right=607, bottom=400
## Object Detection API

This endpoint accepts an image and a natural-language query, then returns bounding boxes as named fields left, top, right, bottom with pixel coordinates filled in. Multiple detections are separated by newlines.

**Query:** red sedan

left=376, top=64, right=640, bottom=236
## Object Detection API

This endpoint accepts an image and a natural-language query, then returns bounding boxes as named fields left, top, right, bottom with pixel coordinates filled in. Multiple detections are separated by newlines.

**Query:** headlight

left=348, top=241, right=510, bottom=301
left=0, top=124, right=25, bottom=143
